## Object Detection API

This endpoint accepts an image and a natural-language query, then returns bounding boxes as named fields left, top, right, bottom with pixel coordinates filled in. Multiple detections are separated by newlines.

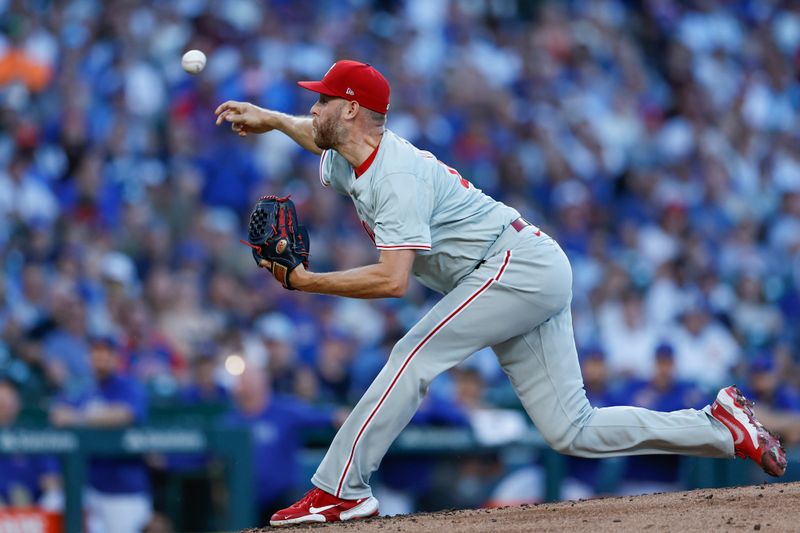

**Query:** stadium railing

left=4, top=405, right=795, bottom=532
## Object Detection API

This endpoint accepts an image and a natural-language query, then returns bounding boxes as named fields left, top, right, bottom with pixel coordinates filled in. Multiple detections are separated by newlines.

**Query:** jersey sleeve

left=372, top=173, right=433, bottom=251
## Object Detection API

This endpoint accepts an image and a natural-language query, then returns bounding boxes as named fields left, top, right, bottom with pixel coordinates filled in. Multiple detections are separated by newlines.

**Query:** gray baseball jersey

left=320, top=129, right=520, bottom=294
left=311, top=130, right=734, bottom=501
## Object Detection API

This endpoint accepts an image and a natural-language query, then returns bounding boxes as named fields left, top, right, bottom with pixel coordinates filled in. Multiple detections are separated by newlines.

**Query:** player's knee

left=540, top=430, right=577, bottom=455
left=537, top=418, right=592, bottom=455
left=536, top=401, right=597, bottom=455
left=541, top=426, right=604, bottom=457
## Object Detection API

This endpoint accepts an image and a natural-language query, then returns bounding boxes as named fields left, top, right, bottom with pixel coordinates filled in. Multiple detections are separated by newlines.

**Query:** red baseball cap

left=297, top=60, right=391, bottom=114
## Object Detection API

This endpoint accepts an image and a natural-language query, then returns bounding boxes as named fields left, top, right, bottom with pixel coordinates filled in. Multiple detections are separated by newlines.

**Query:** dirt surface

left=245, top=482, right=798, bottom=532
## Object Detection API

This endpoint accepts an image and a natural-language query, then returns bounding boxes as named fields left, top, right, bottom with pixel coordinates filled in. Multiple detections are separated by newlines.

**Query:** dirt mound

left=246, top=482, right=797, bottom=532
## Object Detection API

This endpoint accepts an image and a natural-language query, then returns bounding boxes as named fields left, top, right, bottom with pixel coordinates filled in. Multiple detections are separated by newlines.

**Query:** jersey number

left=418, top=150, right=471, bottom=189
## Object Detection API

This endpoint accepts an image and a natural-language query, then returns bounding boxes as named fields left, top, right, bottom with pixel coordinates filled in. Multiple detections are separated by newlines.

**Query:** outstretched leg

left=492, top=304, right=733, bottom=458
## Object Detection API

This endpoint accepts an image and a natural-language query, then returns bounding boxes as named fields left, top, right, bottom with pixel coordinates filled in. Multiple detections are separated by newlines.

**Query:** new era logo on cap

left=297, top=60, right=391, bottom=114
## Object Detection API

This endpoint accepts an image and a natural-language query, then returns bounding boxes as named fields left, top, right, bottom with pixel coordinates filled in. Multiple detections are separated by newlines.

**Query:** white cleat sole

left=270, top=496, right=379, bottom=527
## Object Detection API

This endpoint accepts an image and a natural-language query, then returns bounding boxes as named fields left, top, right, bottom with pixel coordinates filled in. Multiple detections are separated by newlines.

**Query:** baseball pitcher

left=215, top=60, right=786, bottom=527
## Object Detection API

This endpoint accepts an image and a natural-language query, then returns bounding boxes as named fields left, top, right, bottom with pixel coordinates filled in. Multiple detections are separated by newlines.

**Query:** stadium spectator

left=0, top=153, right=59, bottom=228
left=0, top=0, right=798, bottom=521
left=163, top=344, right=228, bottom=533
left=374, top=388, right=471, bottom=515
left=0, top=28, right=53, bottom=92
left=1, top=307, right=57, bottom=402
left=41, top=290, right=93, bottom=396
left=446, top=367, right=523, bottom=509
left=179, top=345, right=228, bottom=406
left=670, top=297, right=741, bottom=390
left=616, top=343, right=706, bottom=496
left=314, top=331, right=356, bottom=405
left=598, top=289, right=661, bottom=379
left=562, top=347, right=623, bottom=500
left=119, top=299, right=185, bottom=400
left=49, top=335, right=151, bottom=533
left=5, top=263, right=50, bottom=332
left=730, top=274, right=784, bottom=348
left=158, top=274, right=218, bottom=355
left=222, top=367, right=346, bottom=524
left=0, top=379, right=62, bottom=511
left=743, top=354, right=800, bottom=445
left=255, top=313, right=304, bottom=396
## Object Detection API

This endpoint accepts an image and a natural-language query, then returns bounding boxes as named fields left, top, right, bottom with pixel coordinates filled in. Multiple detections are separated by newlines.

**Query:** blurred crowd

left=1, top=0, right=800, bottom=529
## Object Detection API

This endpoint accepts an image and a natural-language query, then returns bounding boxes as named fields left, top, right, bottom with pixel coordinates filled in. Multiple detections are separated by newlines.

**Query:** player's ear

left=343, top=100, right=360, bottom=120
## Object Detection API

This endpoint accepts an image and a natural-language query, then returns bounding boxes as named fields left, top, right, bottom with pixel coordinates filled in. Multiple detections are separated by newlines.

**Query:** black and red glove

left=241, top=195, right=310, bottom=289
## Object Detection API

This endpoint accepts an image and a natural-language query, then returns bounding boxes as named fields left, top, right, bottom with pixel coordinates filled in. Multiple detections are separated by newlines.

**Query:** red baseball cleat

left=270, top=487, right=379, bottom=527
left=711, top=385, right=787, bottom=477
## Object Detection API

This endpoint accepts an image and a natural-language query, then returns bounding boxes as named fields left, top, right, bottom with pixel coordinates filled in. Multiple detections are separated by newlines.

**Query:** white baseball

left=181, top=50, right=206, bottom=74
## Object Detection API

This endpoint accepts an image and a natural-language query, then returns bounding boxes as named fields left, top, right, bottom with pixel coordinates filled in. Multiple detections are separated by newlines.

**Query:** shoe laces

left=297, top=488, right=321, bottom=507
left=733, top=388, right=754, bottom=409
left=735, top=387, right=787, bottom=455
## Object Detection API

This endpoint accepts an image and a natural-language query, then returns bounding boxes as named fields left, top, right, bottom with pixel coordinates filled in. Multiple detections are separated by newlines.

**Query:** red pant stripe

left=335, top=250, right=512, bottom=496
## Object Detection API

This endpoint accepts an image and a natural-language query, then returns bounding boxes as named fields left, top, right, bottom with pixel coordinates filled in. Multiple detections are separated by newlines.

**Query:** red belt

left=511, top=217, right=530, bottom=232
left=511, top=217, right=541, bottom=236
left=475, top=218, right=538, bottom=272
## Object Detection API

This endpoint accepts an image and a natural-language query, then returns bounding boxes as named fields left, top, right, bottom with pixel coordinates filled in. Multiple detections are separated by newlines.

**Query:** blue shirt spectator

left=3, top=0, right=800, bottom=519
left=222, top=369, right=340, bottom=522
left=180, top=353, right=229, bottom=406
left=49, top=336, right=151, bottom=533
left=564, top=347, right=623, bottom=498
left=743, top=355, right=800, bottom=412
left=377, top=391, right=470, bottom=501
left=166, top=350, right=230, bottom=472
left=41, top=294, right=93, bottom=396
left=617, top=344, right=705, bottom=493
left=0, top=379, right=62, bottom=510
left=0, top=455, right=60, bottom=507
left=51, top=360, right=149, bottom=494
left=84, top=373, right=149, bottom=494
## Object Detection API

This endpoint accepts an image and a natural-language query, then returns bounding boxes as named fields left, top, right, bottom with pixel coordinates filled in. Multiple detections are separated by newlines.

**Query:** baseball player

left=214, top=60, right=786, bottom=527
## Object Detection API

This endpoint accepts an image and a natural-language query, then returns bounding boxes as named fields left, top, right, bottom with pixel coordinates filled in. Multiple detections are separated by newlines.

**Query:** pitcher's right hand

left=214, top=100, right=274, bottom=136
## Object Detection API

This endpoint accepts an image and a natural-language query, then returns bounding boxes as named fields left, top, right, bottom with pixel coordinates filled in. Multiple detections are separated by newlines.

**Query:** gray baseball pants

left=311, top=225, right=734, bottom=499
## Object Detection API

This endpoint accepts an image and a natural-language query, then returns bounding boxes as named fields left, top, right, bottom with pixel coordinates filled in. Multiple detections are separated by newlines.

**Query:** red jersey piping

left=354, top=142, right=381, bottom=178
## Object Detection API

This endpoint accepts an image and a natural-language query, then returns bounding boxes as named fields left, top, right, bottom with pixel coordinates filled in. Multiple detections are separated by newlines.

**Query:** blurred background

left=1, top=0, right=799, bottom=531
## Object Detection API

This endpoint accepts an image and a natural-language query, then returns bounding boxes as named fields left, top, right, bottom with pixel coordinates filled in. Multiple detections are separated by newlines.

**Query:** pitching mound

left=245, top=482, right=798, bottom=532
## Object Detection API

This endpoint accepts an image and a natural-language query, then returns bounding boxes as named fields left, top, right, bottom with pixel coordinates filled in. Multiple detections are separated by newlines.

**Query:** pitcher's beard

left=313, top=118, right=345, bottom=150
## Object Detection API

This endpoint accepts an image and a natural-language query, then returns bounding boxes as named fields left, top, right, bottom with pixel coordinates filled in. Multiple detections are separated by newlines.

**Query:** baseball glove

left=241, top=195, right=309, bottom=289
